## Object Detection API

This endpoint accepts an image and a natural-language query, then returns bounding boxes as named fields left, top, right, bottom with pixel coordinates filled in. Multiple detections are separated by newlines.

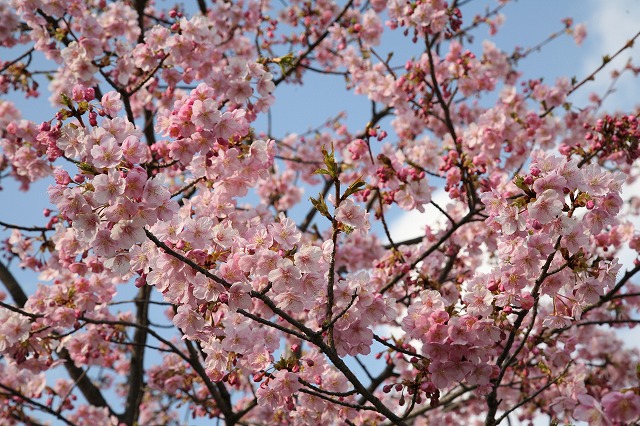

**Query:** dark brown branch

left=380, top=210, right=477, bottom=294
left=122, top=285, right=151, bottom=425
left=297, top=387, right=375, bottom=411
left=373, top=334, right=423, bottom=359
left=0, top=262, right=119, bottom=418
left=0, top=261, right=28, bottom=307
left=495, top=362, right=571, bottom=424
left=273, top=0, right=354, bottom=85
left=250, top=292, right=407, bottom=425
left=0, top=220, right=49, bottom=232
left=298, top=378, right=358, bottom=397
left=134, top=0, right=148, bottom=44
left=171, top=176, right=206, bottom=198
left=0, top=382, right=76, bottom=426
left=0, top=47, right=35, bottom=73
left=182, top=338, right=236, bottom=424
left=358, top=362, right=397, bottom=405
left=57, top=348, right=117, bottom=418
left=584, top=263, right=640, bottom=315
left=484, top=237, right=561, bottom=426
left=197, top=0, right=207, bottom=15
left=0, top=300, right=40, bottom=319
left=145, top=228, right=231, bottom=288
left=376, top=188, right=400, bottom=252
left=237, top=308, right=309, bottom=341
left=541, top=30, right=640, bottom=118
left=299, top=178, right=333, bottom=233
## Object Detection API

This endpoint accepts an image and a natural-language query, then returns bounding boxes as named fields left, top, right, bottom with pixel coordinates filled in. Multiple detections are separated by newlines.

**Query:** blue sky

left=1, top=0, right=640, bottom=424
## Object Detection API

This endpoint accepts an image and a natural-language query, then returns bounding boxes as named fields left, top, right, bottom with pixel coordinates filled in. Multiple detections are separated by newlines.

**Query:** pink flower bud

left=84, top=87, right=95, bottom=101
left=519, top=293, right=534, bottom=310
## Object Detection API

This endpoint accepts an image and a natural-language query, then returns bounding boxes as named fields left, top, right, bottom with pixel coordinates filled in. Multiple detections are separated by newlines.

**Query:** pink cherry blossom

left=573, top=394, right=611, bottom=426
left=335, top=198, right=370, bottom=231
left=1, top=2, right=640, bottom=425
left=100, top=91, right=123, bottom=117
left=528, top=189, right=564, bottom=224
left=601, top=391, right=640, bottom=423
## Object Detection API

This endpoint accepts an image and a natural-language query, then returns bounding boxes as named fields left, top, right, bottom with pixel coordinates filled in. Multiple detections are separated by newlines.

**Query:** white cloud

left=388, top=188, right=450, bottom=242
left=580, top=1, right=640, bottom=112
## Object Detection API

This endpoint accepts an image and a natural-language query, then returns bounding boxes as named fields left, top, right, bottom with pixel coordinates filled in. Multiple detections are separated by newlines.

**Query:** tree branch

left=122, top=285, right=151, bottom=425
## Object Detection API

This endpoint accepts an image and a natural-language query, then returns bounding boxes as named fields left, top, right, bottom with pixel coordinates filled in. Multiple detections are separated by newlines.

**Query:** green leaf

left=77, top=101, right=89, bottom=114
left=312, top=168, right=331, bottom=176
left=342, top=178, right=365, bottom=200
left=513, top=175, right=528, bottom=192
left=59, top=94, right=73, bottom=108
left=273, top=52, right=296, bottom=74
left=309, top=194, right=331, bottom=219
left=78, top=162, right=99, bottom=175
left=320, top=144, right=338, bottom=179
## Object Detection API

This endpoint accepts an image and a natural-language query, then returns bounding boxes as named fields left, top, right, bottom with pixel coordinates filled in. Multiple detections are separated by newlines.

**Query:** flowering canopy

left=1, top=0, right=640, bottom=425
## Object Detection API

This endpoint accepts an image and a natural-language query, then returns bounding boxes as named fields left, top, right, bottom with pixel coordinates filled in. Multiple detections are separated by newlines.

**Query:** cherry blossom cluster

left=2, top=0, right=640, bottom=425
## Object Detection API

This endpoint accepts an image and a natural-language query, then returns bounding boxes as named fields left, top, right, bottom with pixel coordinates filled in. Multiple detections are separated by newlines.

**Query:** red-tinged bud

left=134, top=276, right=146, bottom=288
left=70, top=262, right=88, bottom=275
left=84, top=87, right=95, bottom=101
left=228, top=374, right=238, bottom=385
left=519, top=293, right=534, bottom=310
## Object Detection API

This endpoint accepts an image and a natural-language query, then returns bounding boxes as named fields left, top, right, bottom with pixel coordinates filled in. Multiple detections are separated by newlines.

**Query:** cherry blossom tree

left=1, top=0, right=640, bottom=425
